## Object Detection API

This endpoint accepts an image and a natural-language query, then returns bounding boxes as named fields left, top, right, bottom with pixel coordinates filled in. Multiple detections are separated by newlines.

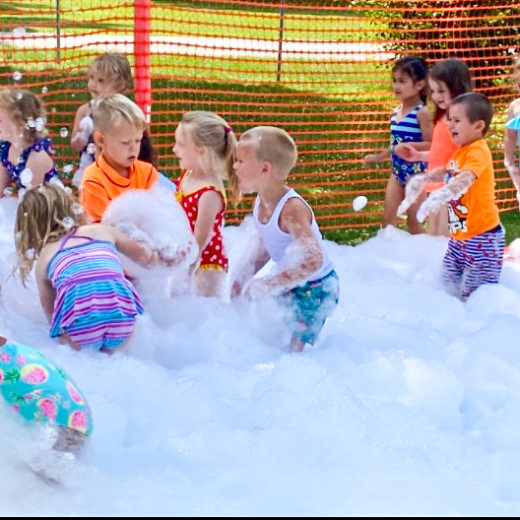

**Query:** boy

left=416, top=92, right=505, bottom=300
left=230, top=126, right=339, bottom=352
left=80, top=93, right=158, bottom=223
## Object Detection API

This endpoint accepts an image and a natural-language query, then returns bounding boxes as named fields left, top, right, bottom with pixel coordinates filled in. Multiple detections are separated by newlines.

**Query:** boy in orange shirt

left=80, top=93, right=158, bottom=222
left=416, top=92, right=504, bottom=300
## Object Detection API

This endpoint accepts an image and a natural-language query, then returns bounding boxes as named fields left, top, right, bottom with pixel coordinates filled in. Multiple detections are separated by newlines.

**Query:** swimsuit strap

left=56, top=227, right=94, bottom=252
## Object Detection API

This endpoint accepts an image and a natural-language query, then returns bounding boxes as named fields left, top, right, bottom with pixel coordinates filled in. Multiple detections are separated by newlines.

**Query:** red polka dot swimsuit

left=174, top=169, right=228, bottom=272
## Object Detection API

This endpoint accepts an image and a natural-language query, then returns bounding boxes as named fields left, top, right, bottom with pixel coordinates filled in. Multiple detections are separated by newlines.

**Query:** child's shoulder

left=507, top=97, right=520, bottom=118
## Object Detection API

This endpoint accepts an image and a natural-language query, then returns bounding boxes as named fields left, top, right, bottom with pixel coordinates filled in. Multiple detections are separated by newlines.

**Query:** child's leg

left=194, top=268, right=225, bottom=298
left=383, top=175, right=405, bottom=228
left=54, top=426, right=88, bottom=452
left=442, top=238, right=464, bottom=297
left=426, top=206, right=449, bottom=237
left=406, top=190, right=427, bottom=234
left=459, top=226, right=505, bottom=300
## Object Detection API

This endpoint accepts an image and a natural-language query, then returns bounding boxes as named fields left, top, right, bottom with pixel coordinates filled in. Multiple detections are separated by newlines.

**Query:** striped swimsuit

left=48, top=229, right=144, bottom=350
left=390, top=102, right=427, bottom=185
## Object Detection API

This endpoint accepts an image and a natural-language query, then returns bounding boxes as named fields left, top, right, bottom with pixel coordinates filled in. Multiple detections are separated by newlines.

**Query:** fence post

left=134, top=0, right=151, bottom=123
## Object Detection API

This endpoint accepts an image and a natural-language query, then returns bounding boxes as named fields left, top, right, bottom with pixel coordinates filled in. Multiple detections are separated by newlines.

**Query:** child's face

left=87, top=66, right=118, bottom=100
left=95, top=119, right=143, bottom=176
left=0, top=107, right=21, bottom=142
left=429, top=79, right=453, bottom=113
left=233, top=141, right=264, bottom=194
left=172, top=125, right=202, bottom=172
left=392, top=69, right=424, bottom=102
left=448, top=103, right=484, bottom=147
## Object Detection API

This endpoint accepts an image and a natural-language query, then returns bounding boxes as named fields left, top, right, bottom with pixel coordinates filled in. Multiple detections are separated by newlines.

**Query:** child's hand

left=417, top=190, right=449, bottom=223
left=363, top=153, right=380, bottom=164
left=397, top=174, right=426, bottom=218
left=72, top=116, right=94, bottom=145
left=159, top=242, right=197, bottom=266
left=394, top=143, right=418, bottom=162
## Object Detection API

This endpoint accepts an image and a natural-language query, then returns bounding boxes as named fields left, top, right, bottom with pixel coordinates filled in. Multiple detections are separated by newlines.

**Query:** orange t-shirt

left=80, top=154, right=159, bottom=222
left=423, top=119, right=458, bottom=192
left=446, top=138, right=500, bottom=241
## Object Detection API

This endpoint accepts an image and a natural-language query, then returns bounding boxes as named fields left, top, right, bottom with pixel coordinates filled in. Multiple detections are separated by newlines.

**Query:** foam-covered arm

left=417, top=170, right=475, bottom=223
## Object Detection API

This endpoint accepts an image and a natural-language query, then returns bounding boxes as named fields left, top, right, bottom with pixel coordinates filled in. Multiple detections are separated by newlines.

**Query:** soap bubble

left=12, top=71, right=22, bottom=82
left=59, top=127, right=68, bottom=138
left=352, top=195, right=368, bottom=212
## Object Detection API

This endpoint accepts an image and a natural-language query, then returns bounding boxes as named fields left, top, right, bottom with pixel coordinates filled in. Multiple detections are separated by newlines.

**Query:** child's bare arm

left=111, top=227, right=159, bottom=267
left=0, top=165, right=10, bottom=197
left=397, top=167, right=446, bottom=217
left=70, top=104, right=92, bottom=153
left=230, top=232, right=270, bottom=298
left=35, top=257, right=56, bottom=322
left=416, top=170, right=475, bottom=223
left=363, top=148, right=391, bottom=163
left=26, top=150, right=54, bottom=188
left=244, top=198, right=323, bottom=300
left=192, top=189, right=224, bottom=259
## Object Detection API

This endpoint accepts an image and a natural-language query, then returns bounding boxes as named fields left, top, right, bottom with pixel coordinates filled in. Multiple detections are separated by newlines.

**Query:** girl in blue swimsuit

left=0, top=88, right=61, bottom=196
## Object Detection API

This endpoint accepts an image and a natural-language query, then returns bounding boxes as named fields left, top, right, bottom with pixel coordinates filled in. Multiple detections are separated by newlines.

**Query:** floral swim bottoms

left=0, top=338, right=93, bottom=435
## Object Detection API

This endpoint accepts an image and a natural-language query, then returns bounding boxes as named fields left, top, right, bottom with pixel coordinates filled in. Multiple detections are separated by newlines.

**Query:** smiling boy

left=416, top=92, right=505, bottom=300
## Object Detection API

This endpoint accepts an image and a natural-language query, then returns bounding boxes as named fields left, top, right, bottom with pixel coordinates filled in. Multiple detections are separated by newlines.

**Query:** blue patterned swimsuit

left=0, top=137, right=60, bottom=190
left=390, top=102, right=427, bottom=186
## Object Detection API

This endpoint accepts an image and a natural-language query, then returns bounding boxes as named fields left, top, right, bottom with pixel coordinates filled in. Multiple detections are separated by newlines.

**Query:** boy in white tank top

left=231, top=126, right=339, bottom=352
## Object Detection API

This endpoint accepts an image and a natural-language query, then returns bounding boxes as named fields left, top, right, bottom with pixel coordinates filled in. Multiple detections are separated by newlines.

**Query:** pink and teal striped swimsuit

left=48, top=229, right=144, bottom=350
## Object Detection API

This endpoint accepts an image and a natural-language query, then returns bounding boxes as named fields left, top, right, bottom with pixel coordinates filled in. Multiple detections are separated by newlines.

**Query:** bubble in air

left=352, top=195, right=368, bottom=212
left=12, top=71, right=22, bottom=82
left=41, top=86, right=48, bottom=94
left=25, top=248, right=36, bottom=261
left=71, top=203, right=84, bottom=215
left=63, top=164, right=74, bottom=174
left=86, top=143, right=97, bottom=155
left=59, top=127, right=68, bottom=138
left=3, top=187, right=13, bottom=197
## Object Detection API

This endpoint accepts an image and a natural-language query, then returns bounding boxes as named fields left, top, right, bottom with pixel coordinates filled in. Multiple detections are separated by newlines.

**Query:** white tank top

left=252, top=188, right=333, bottom=283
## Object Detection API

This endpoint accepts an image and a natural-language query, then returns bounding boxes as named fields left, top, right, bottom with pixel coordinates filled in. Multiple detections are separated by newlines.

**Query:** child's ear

left=416, top=79, right=426, bottom=92
left=475, top=119, right=486, bottom=134
left=93, top=130, right=104, bottom=148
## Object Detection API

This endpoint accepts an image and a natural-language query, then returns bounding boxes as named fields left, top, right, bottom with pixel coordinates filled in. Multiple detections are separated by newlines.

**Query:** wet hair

left=429, top=58, right=473, bottom=122
left=179, top=111, right=239, bottom=202
left=92, top=93, right=147, bottom=134
left=392, top=55, right=429, bottom=103
left=450, top=92, right=494, bottom=136
left=239, top=126, right=297, bottom=178
left=88, top=53, right=133, bottom=93
left=0, top=88, right=48, bottom=143
left=14, top=184, right=84, bottom=285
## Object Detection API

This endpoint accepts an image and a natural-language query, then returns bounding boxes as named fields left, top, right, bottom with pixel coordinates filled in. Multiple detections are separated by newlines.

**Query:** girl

left=363, top=55, right=433, bottom=234
left=0, top=88, right=60, bottom=196
left=14, top=184, right=160, bottom=353
left=395, top=58, right=473, bottom=236
left=70, top=52, right=159, bottom=188
left=0, top=334, right=93, bottom=455
left=172, top=111, right=239, bottom=298
left=503, top=57, right=520, bottom=201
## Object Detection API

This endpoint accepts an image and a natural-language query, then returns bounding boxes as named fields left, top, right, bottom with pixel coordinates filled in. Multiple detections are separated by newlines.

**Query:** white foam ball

left=352, top=195, right=368, bottom=212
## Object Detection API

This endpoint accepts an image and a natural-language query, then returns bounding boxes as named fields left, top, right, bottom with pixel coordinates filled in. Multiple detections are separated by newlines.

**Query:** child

left=0, top=88, right=61, bottom=196
left=230, top=126, right=339, bottom=352
left=363, top=55, right=433, bottom=233
left=70, top=52, right=160, bottom=188
left=80, top=93, right=159, bottom=223
left=70, top=52, right=133, bottom=187
left=415, top=92, right=504, bottom=300
left=0, top=334, right=93, bottom=454
left=15, top=184, right=161, bottom=352
left=395, top=58, right=473, bottom=236
left=503, top=57, right=520, bottom=201
left=172, top=111, right=238, bottom=298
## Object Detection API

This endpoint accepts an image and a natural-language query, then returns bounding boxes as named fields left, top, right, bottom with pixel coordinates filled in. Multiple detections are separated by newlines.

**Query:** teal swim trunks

left=0, top=338, right=93, bottom=436
left=279, top=269, right=339, bottom=345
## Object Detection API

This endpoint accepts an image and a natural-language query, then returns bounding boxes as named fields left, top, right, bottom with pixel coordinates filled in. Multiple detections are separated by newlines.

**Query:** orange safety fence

left=1, top=0, right=520, bottom=234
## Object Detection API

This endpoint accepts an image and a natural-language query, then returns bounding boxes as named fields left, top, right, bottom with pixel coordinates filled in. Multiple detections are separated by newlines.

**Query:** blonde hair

left=92, top=93, right=146, bottom=133
left=0, top=88, right=48, bottom=143
left=89, top=53, right=133, bottom=93
left=179, top=111, right=239, bottom=202
left=239, top=126, right=297, bottom=178
left=14, top=185, right=83, bottom=285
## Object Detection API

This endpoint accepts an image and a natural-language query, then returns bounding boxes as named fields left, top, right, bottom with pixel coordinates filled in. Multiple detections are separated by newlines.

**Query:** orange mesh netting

left=1, top=0, right=519, bottom=234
